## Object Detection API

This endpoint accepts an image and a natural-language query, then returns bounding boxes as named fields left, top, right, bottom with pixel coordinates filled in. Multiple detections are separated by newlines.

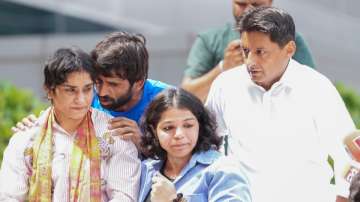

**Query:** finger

left=22, top=118, right=34, bottom=128
left=117, top=133, right=133, bottom=140
left=28, top=114, right=37, bottom=122
left=11, top=126, right=19, bottom=133
left=226, top=39, right=241, bottom=50
left=108, top=117, right=136, bottom=129
left=113, top=126, right=136, bottom=136
left=16, top=122, right=26, bottom=131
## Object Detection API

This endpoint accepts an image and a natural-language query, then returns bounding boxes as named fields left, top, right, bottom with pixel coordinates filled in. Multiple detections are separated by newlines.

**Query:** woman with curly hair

left=138, top=88, right=251, bottom=202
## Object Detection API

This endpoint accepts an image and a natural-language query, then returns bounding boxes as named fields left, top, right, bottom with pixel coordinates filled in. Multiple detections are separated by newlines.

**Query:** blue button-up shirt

left=138, top=150, right=251, bottom=202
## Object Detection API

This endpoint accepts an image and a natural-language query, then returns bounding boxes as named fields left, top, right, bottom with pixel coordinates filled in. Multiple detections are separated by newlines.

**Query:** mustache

left=98, top=95, right=114, bottom=102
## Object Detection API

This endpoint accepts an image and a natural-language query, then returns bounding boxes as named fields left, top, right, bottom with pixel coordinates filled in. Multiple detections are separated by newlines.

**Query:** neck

left=53, top=109, right=85, bottom=134
left=164, top=155, right=191, bottom=179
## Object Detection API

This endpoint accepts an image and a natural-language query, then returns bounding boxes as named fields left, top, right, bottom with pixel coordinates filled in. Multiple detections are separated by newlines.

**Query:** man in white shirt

left=206, top=7, right=355, bottom=202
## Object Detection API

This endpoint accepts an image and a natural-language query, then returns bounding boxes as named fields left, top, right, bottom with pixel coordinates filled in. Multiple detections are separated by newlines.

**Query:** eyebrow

left=160, top=117, right=197, bottom=124
left=62, top=83, right=94, bottom=88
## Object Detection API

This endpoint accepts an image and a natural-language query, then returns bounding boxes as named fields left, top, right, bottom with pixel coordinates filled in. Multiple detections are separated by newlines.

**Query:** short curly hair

left=140, top=88, right=222, bottom=160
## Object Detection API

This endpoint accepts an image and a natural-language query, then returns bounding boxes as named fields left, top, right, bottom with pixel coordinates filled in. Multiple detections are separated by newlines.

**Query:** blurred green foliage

left=329, top=82, right=360, bottom=185
left=336, top=82, right=360, bottom=128
left=0, top=82, right=47, bottom=163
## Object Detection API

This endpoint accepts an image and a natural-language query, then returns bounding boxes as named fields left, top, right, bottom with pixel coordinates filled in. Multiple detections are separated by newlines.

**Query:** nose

left=246, top=51, right=256, bottom=67
left=174, top=127, right=185, bottom=139
left=95, top=83, right=107, bottom=97
left=75, top=91, right=87, bottom=104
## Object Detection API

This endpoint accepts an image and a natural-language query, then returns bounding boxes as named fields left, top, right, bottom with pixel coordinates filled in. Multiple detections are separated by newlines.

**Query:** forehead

left=241, top=31, right=276, bottom=47
left=234, top=0, right=271, bottom=5
left=63, top=71, right=93, bottom=85
left=159, top=107, right=196, bottom=122
left=98, top=74, right=128, bottom=83
left=251, top=0, right=271, bottom=5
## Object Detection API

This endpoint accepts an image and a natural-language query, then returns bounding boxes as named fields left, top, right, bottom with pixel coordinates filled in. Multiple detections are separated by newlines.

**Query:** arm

left=0, top=133, right=31, bottom=201
left=182, top=37, right=243, bottom=102
left=314, top=79, right=356, bottom=200
left=106, top=139, right=141, bottom=202
left=207, top=156, right=251, bottom=202
left=181, top=68, right=222, bottom=103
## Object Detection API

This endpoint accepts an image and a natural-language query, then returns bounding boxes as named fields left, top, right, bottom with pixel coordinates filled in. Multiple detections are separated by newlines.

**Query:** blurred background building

left=0, top=0, right=359, bottom=99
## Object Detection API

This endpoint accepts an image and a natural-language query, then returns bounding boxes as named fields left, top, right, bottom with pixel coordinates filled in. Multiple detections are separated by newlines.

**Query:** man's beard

left=99, top=87, right=133, bottom=111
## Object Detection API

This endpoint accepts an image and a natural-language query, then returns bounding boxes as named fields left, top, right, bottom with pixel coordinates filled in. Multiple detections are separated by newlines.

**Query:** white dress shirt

left=206, top=59, right=356, bottom=202
left=0, top=107, right=140, bottom=202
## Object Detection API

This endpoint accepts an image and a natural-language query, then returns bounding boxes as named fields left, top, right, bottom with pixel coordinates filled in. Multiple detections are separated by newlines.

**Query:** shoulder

left=212, top=65, right=249, bottom=90
left=290, top=60, right=332, bottom=89
left=145, top=79, right=172, bottom=90
left=91, top=107, right=112, bottom=123
left=198, top=23, right=233, bottom=47
left=198, top=23, right=232, bottom=40
left=91, top=108, right=137, bottom=154
left=143, top=79, right=171, bottom=98
left=7, top=108, right=51, bottom=151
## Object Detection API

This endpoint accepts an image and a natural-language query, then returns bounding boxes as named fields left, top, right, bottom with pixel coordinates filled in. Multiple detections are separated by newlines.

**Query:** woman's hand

left=150, top=173, right=177, bottom=202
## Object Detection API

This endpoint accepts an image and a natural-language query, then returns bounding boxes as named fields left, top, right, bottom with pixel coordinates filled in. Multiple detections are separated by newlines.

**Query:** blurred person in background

left=138, top=88, right=251, bottom=202
left=181, top=0, right=315, bottom=102
left=0, top=47, right=140, bottom=201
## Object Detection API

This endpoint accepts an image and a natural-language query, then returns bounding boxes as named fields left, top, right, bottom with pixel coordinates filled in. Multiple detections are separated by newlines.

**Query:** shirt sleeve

left=207, top=156, right=252, bottom=202
left=106, top=138, right=141, bottom=202
left=293, top=32, right=316, bottom=69
left=0, top=132, right=31, bottom=201
left=314, top=79, right=356, bottom=198
left=184, top=34, right=217, bottom=78
left=205, top=76, right=228, bottom=138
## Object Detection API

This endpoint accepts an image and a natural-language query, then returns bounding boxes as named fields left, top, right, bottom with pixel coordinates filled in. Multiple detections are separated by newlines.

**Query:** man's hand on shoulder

left=11, top=114, right=38, bottom=133
left=108, top=117, right=142, bottom=147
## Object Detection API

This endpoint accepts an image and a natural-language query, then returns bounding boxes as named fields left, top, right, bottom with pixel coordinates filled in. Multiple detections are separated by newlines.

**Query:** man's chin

left=100, top=102, right=114, bottom=110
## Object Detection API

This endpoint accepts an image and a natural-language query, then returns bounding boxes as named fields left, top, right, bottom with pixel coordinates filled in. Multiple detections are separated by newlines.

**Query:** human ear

left=284, top=41, right=296, bottom=58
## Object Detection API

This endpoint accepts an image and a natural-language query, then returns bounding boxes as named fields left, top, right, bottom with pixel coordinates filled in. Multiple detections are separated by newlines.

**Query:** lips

left=71, top=107, right=87, bottom=111
left=171, top=143, right=189, bottom=150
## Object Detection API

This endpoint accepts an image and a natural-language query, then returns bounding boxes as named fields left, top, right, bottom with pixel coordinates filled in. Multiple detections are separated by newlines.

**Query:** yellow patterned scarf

left=29, top=108, right=101, bottom=202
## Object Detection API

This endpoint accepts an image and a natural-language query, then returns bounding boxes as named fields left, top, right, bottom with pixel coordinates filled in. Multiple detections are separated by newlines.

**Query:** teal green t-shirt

left=185, top=23, right=316, bottom=78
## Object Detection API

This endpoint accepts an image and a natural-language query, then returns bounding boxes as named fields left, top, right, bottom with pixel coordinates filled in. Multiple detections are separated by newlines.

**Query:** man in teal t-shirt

left=182, top=0, right=315, bottom=102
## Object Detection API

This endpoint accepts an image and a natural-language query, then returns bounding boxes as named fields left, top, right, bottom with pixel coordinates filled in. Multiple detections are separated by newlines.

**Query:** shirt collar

left=277, top=59, right=297, bottom=89
left=145, top=150, right=220, bottom=174
left=247, top=59, right=297, bottom=92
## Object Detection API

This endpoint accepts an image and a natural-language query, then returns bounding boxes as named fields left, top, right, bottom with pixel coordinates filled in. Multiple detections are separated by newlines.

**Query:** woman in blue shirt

left=138, top=88, right=251, bottom=202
